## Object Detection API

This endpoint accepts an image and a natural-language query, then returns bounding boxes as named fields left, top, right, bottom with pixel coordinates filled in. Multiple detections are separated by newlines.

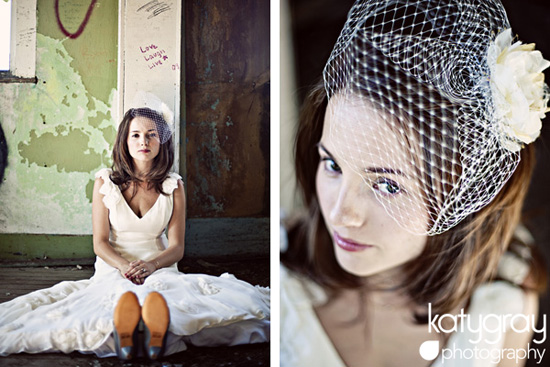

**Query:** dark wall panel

left=185, top=0, right=270, bottom=218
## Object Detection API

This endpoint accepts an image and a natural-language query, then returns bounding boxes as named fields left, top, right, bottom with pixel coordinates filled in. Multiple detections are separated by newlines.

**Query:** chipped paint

left=18, top=127, right=107, bottom=173
left=221, top=158, right=231, bottom=171
left=0, top=9, right=117, bottom=235
left=204, top=59, right=213, bottom=78
left=225, top=115, right=233, bottom=126
left=38, top=0, right=118, bottom=104
left=226, top=70, right=234, bottom=83
left=210, top=98, right=219, bottom=110
left=200, top=120, right=223, bottom=178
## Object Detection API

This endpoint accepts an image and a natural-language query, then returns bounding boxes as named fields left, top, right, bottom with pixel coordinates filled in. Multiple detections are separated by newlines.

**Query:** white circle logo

left=419, top=340, right=440, bottom=361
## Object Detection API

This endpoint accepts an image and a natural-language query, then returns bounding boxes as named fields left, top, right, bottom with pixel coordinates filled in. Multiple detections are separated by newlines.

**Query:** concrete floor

left=0, top=256, right=270, bottom=366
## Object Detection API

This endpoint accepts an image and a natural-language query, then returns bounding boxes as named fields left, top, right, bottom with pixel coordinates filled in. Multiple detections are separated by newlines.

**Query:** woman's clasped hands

left=121, top=259, right=156, bottom=285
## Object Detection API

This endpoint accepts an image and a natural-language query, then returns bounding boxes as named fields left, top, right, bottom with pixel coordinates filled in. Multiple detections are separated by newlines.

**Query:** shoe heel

left=113, top=291, right=141, bottom=360
left=142, top=291, right=170, bottom=360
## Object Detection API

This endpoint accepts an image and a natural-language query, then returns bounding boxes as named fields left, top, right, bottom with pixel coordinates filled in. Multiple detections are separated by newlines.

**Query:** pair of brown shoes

left=113, top=291, right=170, bottom=360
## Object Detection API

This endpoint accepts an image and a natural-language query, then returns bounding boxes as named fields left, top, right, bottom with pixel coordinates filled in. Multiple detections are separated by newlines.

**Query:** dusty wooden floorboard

left=0, top=267, right=95, bottom=303
left=0, top=257, right=270, bottom=366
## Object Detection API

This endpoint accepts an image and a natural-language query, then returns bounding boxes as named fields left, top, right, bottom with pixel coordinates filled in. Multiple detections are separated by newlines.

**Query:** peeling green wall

left=0, top=0, right=117, bottom=255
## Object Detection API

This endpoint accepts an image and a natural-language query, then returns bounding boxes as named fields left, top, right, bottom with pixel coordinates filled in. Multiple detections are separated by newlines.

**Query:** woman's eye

left=373, top=178, right=402, bottom=196
left=321, top=157, right=341, bottom=174
left=132, top=134, right=139, bottom=138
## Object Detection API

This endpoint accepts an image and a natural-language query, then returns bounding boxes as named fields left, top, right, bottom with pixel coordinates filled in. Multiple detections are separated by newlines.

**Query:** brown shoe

left=113, top=291, right=141, bottom=360
left=142, top=291, right=170, bottom=360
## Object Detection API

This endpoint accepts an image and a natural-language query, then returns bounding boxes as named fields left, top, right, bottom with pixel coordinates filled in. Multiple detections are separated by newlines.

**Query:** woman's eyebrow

left=365, top=166, right=406, bottom=176
left=316, top=142, right=334, bottom=158
left=318, top=142, right=406, bottom=176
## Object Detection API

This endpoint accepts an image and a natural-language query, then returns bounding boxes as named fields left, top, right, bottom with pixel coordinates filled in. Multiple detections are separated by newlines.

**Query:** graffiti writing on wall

left=140, top=44, right=168, bottom=70
left=54, top=0, right=97, bottom=39
left=137, top=0, right=171, bottom=19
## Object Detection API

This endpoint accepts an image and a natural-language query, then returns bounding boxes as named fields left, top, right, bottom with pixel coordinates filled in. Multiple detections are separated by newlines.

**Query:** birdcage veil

left=126, top=91, right=175, bottom=144
left=323, top=0, right=550, bottom=235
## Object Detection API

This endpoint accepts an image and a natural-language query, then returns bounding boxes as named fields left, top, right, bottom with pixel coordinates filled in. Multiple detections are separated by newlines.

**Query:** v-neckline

left=119, top=186, right=162, bottom=220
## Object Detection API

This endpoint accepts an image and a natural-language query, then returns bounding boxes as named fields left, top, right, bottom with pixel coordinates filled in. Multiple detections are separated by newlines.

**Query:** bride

left=0, top=99, right=270, bottom=360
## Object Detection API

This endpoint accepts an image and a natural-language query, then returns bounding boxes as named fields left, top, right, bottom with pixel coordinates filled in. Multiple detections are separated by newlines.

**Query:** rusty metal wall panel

left=184, top=0, right=270, bottom=218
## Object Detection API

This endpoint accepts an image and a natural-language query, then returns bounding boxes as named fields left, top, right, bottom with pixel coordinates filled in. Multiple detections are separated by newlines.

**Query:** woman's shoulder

left=432, top=280, right=534, bottom=367
left=470, top=280, right=526, bottom=317
left=162, top=171, right=183, bottom=194
left=280, top=265, right=345, bottom=367
left=95, top=167, right=113, bottom=181
left=281, top=264, right=328, bottom=308
left=93, top=167, right=121, bottom=208
left=166, top=171, right=182, bottom=183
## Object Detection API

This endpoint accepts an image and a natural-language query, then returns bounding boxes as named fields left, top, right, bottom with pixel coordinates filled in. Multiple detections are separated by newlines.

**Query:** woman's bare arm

left=92, top=177, right=133, bottom=279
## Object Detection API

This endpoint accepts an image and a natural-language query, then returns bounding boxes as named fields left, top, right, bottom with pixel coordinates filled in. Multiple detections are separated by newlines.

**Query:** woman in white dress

left=281, top=0, right=547, bottom=366
left=0, top=103, right=270, bottom=360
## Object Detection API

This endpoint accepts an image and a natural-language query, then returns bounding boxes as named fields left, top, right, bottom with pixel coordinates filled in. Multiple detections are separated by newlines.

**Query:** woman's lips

left=138, top=149, right=151, bottom=153
left=334, top=232, right=373, bottom=252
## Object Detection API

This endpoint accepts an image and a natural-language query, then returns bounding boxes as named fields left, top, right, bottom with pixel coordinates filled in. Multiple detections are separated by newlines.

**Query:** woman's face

left=127, top=116, right=161, bottom=164
left=316, top=97, right=428, bottom=277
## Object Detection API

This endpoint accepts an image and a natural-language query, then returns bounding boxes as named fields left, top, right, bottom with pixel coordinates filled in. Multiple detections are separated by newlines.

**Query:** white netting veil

left=126, top=91, right=175, bottom=144
left=323, top=0, right=550, bottom=235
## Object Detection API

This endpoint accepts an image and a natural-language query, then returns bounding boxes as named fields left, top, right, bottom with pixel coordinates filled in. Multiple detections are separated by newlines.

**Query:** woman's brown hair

left=110, top=108, right=174, bottom=196
left=282, top=81, right=546, bottom=318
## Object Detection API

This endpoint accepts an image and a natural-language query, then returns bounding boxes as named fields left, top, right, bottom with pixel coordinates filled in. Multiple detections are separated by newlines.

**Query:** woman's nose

left=329, top=180, right=365, bottom=228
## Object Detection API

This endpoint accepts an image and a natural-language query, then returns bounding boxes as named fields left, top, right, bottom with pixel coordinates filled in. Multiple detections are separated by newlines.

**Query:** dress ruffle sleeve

left=162, top=172, right=182, bottom=194
left=280, top=265, right=343, bottom=367
left=94, top=168, right=122, bottom=210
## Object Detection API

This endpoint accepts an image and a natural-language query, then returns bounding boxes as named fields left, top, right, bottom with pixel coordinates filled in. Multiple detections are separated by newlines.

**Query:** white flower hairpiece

left=159, top=101, right=174, bottom=126
left=488, top=28, right=550, bottom=152
left=131, top=91, right=174, bottom=123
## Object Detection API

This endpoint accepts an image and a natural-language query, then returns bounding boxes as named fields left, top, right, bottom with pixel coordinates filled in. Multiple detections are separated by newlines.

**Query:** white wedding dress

left=0, top=168, right=270, bottom=357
